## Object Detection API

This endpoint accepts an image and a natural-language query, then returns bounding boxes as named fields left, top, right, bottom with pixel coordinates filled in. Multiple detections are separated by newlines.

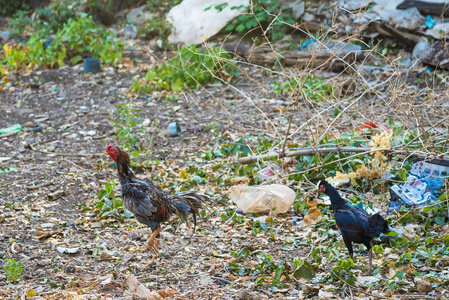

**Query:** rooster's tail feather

left=367, top=213, right=389, bottom=238
left=170, top=191, right=209, bottom=231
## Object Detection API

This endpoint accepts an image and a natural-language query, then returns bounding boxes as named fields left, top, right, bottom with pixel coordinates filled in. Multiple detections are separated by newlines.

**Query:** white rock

left=167, top=0, right=249, bottom=44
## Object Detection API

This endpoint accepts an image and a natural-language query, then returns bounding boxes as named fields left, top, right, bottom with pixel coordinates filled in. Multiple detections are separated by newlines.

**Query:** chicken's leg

left=146, top=227, right=161, bottom=256
left=367, top=248, right=373, bottom=274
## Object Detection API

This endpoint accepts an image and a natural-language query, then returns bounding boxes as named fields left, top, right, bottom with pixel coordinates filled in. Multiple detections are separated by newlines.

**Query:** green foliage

left=8, top=10, right=32, bottom=36
left=0, top=1, right=28, bottom=17
left=213, top=0, right=296, bottom=41
left=111, top=103, right=152, bottom=151
left=7, top=1, right=80, bottom=38
left=331, top=258, right=356, bottom=286
left=3, top=258, right=23, bottom=283
left=203, top=138, right=252, bottom=160
left=54, top=13, right=123, bottom=64
left=0, top=166, right=18, bottom=174
left=273, top=76, right=336, bottom=101
left=2, top=13, right=122, bottom=71
left=94, top=181, right=133, bottom=220
left=131, top=44, right=238, bottom=96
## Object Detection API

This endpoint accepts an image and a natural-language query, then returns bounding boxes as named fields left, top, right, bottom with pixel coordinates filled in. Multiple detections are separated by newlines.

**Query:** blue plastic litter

left=300, top=38, right=317, bottom=51
left=425, top=15, right=436, bottom=29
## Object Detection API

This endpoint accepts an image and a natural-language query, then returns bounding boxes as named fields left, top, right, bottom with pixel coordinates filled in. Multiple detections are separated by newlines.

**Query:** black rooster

left=106, top=145, right=208, bottom=255
left=317, top=180, right=389, bottom=272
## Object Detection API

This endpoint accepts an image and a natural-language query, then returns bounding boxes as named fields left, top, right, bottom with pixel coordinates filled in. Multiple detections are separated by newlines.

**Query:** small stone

left=91, top=222, right=103, bottom=229
left=302, top=284, right=314, bottom=295
left=37, top=259, right=52, bottom=266
left=416, top=280, right=432, bottom=293
left=122, top=252, right=134, bottom=263
left=64, top=265, right=76, bottom=273
left=0, top=215, right=5, bottom=223
left=24, top=121, right=34, bottom=127
left=131, top=233, right=141, bottom=241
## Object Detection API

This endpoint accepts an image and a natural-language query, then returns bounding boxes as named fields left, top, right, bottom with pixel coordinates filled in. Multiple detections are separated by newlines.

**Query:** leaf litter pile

left=1, top=46, right=449, bottom=299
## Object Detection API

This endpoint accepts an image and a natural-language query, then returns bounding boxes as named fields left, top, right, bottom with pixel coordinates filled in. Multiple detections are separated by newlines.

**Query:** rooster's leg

left=146, top=227, right=161, bottom=256
left=367, top=248, right=373, bottom=274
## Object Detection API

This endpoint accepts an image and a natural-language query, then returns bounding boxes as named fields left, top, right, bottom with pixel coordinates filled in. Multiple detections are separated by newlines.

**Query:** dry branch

left=224, top=43, right=364, bottom=71
left=237, top=147, right=427, bottom=165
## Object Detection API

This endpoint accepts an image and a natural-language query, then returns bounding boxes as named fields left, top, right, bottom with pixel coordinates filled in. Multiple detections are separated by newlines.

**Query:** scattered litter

left=359, top=121, right=389, bottom=138
left=168, top=121, right=182, bottom=137
left=228, top=184, right=296, bottom=214
left=302, top=206, right=322, bottom=228
left=123, top=274, right=161, bottom=299
left=257, top=164, right=282, bottom=181
left=0, top=124, right=22, bottom=135
left=390, top=159, right=449, bottom=207
left=83, top=57, right=101, bottom=74
left=56, top=246, right=79, bottom=254
left=425, top=15, right=436, bottom=29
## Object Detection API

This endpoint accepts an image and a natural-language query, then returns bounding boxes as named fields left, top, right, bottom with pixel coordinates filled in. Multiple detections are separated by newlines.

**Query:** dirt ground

left=1, top=42, right=449, bottom=300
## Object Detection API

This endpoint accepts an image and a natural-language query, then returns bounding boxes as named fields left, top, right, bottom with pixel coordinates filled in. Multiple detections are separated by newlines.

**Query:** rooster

left=318, top=180, right=389, bottom=272
left=106, top=145, right=208, bottom=255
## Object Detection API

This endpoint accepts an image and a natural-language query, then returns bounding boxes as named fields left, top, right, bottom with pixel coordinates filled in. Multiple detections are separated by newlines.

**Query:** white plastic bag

left=228, top=184, right=296, bottom=214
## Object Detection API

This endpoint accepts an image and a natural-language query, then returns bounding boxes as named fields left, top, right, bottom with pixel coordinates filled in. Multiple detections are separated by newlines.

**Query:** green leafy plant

left=209, top=0, right=296, bottom=41
left=0, top=1, right=28, bottom=17
left=54, top=13, right=123, bottom=64
left=330, top=258, right=356, bottom=286
left=111, top=103, right=152, bottom=152
left=131, top=44, right=238, bottom=96
left=3, top=258, right=23, bottom=283
left=8, top=10, right=32, bottom=36
left=273, top=76, right=336, bottom=101
left=2, top=13, right=123, bottom=72
left=94, top=181, right=133, bottom=220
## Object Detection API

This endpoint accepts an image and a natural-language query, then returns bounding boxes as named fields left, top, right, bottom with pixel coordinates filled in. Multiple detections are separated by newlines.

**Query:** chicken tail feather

left=367, top=213, right=389, bottom=238
left=170, top=191, right=208, bottom=231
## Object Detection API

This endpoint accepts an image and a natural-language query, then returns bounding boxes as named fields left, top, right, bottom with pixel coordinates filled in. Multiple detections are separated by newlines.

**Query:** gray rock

left=126, top=5, right=157, bottom=26
left=123, top=24, right=137, bottom=39
left=287, top=1, right=304, bottom=19
left=0, top=31, right=10, bottom=42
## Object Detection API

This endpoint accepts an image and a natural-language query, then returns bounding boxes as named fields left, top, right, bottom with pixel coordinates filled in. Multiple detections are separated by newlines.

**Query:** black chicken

left=317, top=180, right=389, bottom=272
left=106, top=145, right=208, bottom=255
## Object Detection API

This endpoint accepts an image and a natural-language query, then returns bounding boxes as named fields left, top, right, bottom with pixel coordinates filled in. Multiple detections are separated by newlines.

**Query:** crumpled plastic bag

left=228, top=184, right=296, bottom=214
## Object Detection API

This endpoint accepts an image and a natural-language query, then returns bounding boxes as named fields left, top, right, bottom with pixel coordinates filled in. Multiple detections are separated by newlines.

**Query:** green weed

left=273, top=76, right=336, bottom=101
left=111, top=103, right=153, bottom=152
left=94, top=181, right=133, bottom=220
left=130, top=44, right=238, bottom=97
left=3, top=258, right=23, bottom=283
